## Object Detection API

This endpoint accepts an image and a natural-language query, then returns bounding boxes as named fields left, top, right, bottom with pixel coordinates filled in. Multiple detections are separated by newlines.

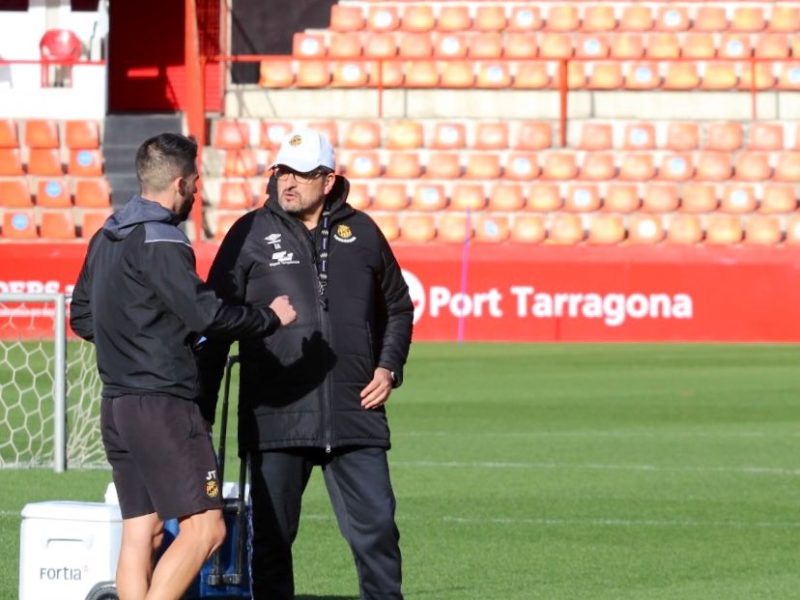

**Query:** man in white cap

left=199, top=128, right=413, bottom=599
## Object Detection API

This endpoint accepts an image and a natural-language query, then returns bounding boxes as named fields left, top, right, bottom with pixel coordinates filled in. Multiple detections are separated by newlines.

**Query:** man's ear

left=323, top=173, right=336, bottom=195
left=174, top=175, right=187, bottom=196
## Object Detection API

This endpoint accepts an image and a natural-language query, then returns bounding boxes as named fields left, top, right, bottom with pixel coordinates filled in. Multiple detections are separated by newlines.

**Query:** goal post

left=0, top=293, right=104, bottom=472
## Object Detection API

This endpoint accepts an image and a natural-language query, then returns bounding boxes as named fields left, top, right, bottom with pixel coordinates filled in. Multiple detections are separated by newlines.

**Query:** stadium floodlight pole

left=54, top=293, right=67, bottom=473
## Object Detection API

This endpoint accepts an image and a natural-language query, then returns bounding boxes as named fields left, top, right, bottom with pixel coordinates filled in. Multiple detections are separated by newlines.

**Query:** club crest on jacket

left=334, top=224, right=356, bottom=244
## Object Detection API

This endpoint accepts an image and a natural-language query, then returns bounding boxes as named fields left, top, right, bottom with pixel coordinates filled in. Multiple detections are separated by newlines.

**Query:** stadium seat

left=260, top=121, right=293, bottom=149
left=706, top=122, right=743, bottom=152
left=760, top=184, right=796, bottom=213
left=371, top=213, right=399, bottom=241
left=398, top=33, right=433, bottom=58
left=580, top=153, right=616, bottom=180
left=411, top=183, right=448, bottom=211
left=739, top=63, right=776, bottom=91
left=343, top=121, right=381, bottom=149
left=777, top=63, right=800, bottom=91
left=2, top=209, right=37, bottom=239
left=476, top=63, right=511, bottom=88
left=218, top=180, right=253, bottom=210
left=488, top=183, right=525, bottom=211
left=65, top=120, right=100, bottom=149
left=28, top=149, right=64, bottom=176
left=40, top=210, right=76, bottom=240
left=364, top=34, right=397, bottom=59
left=700, top=63, right=739, bottom=90
left=659, top=153, right=694, bottom=181
left=328, top=35, right=362, bottom=59
left=513, top=121, right=552, bottom=150
left=656, top=6, right=689, bottom=31
left=0, top=178, right=33, bottom=207
left=642, top=185, right=679, bottom=212
left=510, top=214, right=546, bottom=243
left=35, top=178, right=70, bottom=208
left=504, top=33, right=538, bottom=59
left=24, top=119, right=59, bottom=148
left=474, top=214, right=510, bottom=243
left=541, top=153, right=578, bottom=180
left=475, top=122, right=509, bottom=150
left=347, top=183, right=370, bottom=210
left=681, top=184, right=718, bottom=212
left=331, top=62, right=369, bottom=87
left=748, top=123, right=784, bottom=151
left=307, top=121, right=339, bottom=147
left=212, top=120, right=249, bottom=150
left=539, top=33, right=573, bottom=59
left=330, top=5, right=365, bottom=32
left=74, top=178, right=111, bottom=208
left=624, top=62, right=660, bottom=90
left=666, top=122, right=700, bottom=151
left=399, top=213, right=436, bottom=243
left=292, top=33, right=326, bottom=59
left=401, top=5, right=434, bottom=33
left=604, top=184, right=640, bottom=213
left=404, top=61, right=440, bottom=87
left=475, top=6, right=507, bottom=32
left=438, top=6, right=471, bottom=32
left=694, top=6, right=728, bottom=32
left=425, top=152, right=462, bottom=179
left=575, top=35, right=610, bottom=59
left=667, top=213, right=703, bottom=244
left=646, top=33, right=680, bottom=58
left=769, top=6, right=800, bottom=32
left=440, top=62, right=475, bottom=88
left=683, top=33, right=716, bottom=59
left=296, top=61, right=331, bottom=87
left=731, top=7, right=766, bottom=32
left=565, top=185, right=601, bottom=212
left=387, top=120, right=424, bottom=150
left=224, top=149, right=261, bottom=178
left=546, top=5, right=580, bottom=31
left=786, top=216, right=800, bottom=245
left=745, top=215, right=782, bottom=245
left=386, top=152, right=422, bottom=178
left=619, top=153, right=655, bottom=181
left=431, top=122, right=466, bottom=150
left=464, top=153, right=501, bottom=179
left=583, top=5, right=616, bottom=32
left=373, top=183, right=408, bottom=211
left=774, top=152, right=800, bottom=181
left=438, top=212, right=473, bottom=243
left=508, top=6, right=543, bottom=32
left=578, top=123, right=613, bottom=151
left=620, top=5, right=654, bottom=31
left=450, top=184, right=486, bottom=211
left=623, top=123, right=656, bottom=150
left=0, top=149, right=24, bottom=176
left=68, top=149, right=102, bottom=176
left=706, top=215, right=743, bottom=245
left=755, top=34, right=790, bottom=59
left=549, top=213, right=584, bottom=245
left=558, top=61, right=587, bottom=89
left=0, top=119, right=18, bottom=148
left=721, top=185, right=757, bottom=213
left=588, top=214, right=625, bottom=245
left=628, top=214, right=665, bottom=244
left=504, top=153, right=539, bottom=180
left=526, top=183, right=562, bottom=212
left=511, top=63, right=550, bottom=89
left=610, top=33, right=645, bottom=59
left=259, top=60, right=294, bottom=88
left=663, top=63, right=700, bottom=90
left=345, top=151, right=381, bottom=178
left=734, top=152, right=772, bottom=181
left=81, top=210, right=110, bottom=238
left=695, top=152, right=733, bottom=181
left=719, top=34, right=752, bottom=59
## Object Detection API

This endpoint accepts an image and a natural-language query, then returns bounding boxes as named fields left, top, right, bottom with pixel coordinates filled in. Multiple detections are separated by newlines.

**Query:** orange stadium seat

left=387, top=120, right=424, bottom=150
left=695, top=152, right=733, bottom=181
left=683, top=33, right=716, bottom=59
left=218, top=180, right=253, bottom=210
left=642, top=184, right=680, bottom=212
left=438, top=212, right=473, bottom=244
left=749, top=123, right=784, bottom=152
left=410, top=183, right=448, bottom=211
left=588, top=62, right=623, bottom=89
left=628, top=214, right=665, bottom=244
left=734, top=152, right=772, bottom=181
left=549, top=213, right=584, bottom=245
left=398, top=33, right=433, bottom=59
left=667, top=213, right=703, bottom=244
left=504, top=153, right=539, bottom=180
left=259, top=60, right=294, bottom=88
left=0, top=178, right=33, bottom=207
left=663, top=63, right=700, bottom=90
left=347, top=183, right=370, bottom=210
left=666, top=122, right=700, bottom=151
left=474, top=214, right=510, bottom=243
left=539, top=33, right=573, bottom=59
left=68, top=149, right=102, bottom=176
left=769, top=6, right=800, bottom=32
left=706, top=215, right=743, bottom=245
left=619, top=153, right=655, bottom=181
left=693, top=6, right=728, bottom=32
left=760, top=184, right=796, bottom=213
left=546, top=5, right=580, bottom=32
left=584, top=6, right=616, bottom=32
left=526, top=183, right=562, bottom=212
left=213, top=120, right=249, bottom=150
left=364, top=34, right=397, bottom=59
left=367, top=7, right=400, bottom=32
left=514, top=121, right=551, bottom=151
left=580, top=153, right=616, bottom=180
left=755, top=34, right=790, bottom=59
left=329, top=35, right=363, bottom=59
left=0, top=119, right=19, bottom=148
left=505, top=33, right=538, bottom=59
left=386, top=152, right=422, bottom=178
left=404, top=61, right=439, bottom=87
left=721, top=185, right=757, bottom=213
left=565, top=184, right=601, bottom=212
left=35, top=178, right=70, bottom=208
left=2, top=209, right=37, bottom=239
left=331, top=62, right=369, bottom=87
left=604, top=184, right=640, bottom=213
left=401, top=5, right=434, bottom=33
left=701, top=63, right=739, bottom=90
left=578, top=123, right=613, bottom=150
left=512, top=63, right=550, bottom=89
left=624, top=62, right=660, bottom=90
left=475, top=122, right=509, bottom=150
left=40, top=210, right=76, bottom=240
left=65, top=120, right=99, bottom=149
left=610, top=33, right=645, bottom=59
left=296, top=61, right=331, bottom=87
left=369, top=61, right=404, bottom=88
left=731, top=7, right=766, bottom=32
left=475, top=6, right=507, bottom=32
left=588, top=214, right=625, bottom=245
left=541, top=153, right=578, bottom=180
left=292, top=33, right=326, bottom=59
left=623, top=123, right=655, bottom=150
left=307, top=121, right=338, bottom=147
left=510, top=214, right=546, bottom=243
left=508, top=6, right=543, bottom=32
left=0, top=149, right=24, bottom=175
left=777, top=63, right=800, bottom=91
left=81, top=210, right=109, bottom=238
left=745, top=215, right=781, bottom=245
left=399, top=214, right=436, bottom=243
left=434, top=34, right=467, bottom=59
left=659, top=153, right=694, bottom=181
left=330, top=5, right=365, bottom=32
left=786, top=216, right=800, bottom=245
left=476, top=63, right=511, bottom=88
left=373, top=183, right=408, bottom=211
left=28, top=148, right=63, bottom=176
left=706, top=122, right=743, bottom=152
left=739, top=63, right=776, bottom=91
left=74, top=177, right=111, bottom=208
left=646, top=33, right=680, bottom=58
left=431, top=122, right=466, bottom=150
left=24, top=119, right=59, bottom=148
left=224, top=149, right=261, bottom=178
left=464, top=153, right=501, bottom=179
left=425, top=152, right=462, bottom=179
left=343, top=121, right=381, bottom=149
left=438, top=6, right=470, bottom=32
left=440, top=62, right=475, bottom=88
left=774, top=152, right=800, bottom=181
left=719, top=34, right=751, bottom=60
left=450, top=184, right=486, bottom=212
left=620, top=5, right=654, bottom=32
left=656, top=6, right=689, bottom=32
left=488, top=183, right=525, bottom=211
left=681, top=184, right=718, bottom=212
left=345, top=151, right=381, bottom=178
left=260, top=121, right=292, bottom=150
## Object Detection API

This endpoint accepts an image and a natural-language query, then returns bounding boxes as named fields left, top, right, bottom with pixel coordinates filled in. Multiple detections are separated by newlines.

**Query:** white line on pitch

left=398, top=430, right=774, bottom=438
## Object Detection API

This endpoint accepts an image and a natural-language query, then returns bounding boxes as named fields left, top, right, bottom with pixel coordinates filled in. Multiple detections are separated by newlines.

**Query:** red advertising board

left=1, top=242, right=799, bottom=341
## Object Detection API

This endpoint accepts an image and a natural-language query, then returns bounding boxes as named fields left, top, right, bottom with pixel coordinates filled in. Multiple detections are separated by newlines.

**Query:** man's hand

left=270, top=295, right=297, bottom=326
left=360, top=367, right=394, bottom=409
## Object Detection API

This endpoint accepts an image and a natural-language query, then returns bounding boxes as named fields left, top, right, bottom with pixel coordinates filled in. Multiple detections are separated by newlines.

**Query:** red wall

left=1, top=243, right=799, bottom=342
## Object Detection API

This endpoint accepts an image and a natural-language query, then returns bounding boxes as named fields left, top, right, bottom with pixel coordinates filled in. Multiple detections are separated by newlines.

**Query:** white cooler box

left=19, top=501, right=122, bottom=600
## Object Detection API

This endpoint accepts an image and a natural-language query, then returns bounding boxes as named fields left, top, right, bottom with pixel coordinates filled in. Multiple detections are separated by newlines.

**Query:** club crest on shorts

left=334, top=224, right=356, bottom=244
left=205, top=469, right=219, bottom=498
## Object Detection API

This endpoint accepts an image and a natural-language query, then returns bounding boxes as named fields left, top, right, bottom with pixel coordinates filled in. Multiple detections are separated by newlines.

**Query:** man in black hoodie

left=199, top=129, right=413, bottom=599
left=70, top=133, right=296, bottom=600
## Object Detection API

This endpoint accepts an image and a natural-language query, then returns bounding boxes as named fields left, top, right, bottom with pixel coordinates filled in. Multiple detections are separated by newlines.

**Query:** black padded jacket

left=198, top=176, right=413, bottom=452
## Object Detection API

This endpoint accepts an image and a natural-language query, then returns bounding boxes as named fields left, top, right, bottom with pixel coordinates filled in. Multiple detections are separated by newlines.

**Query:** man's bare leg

left=117, top=513, right=163, bottom=600
left=146, top=509, right=226, bottom=600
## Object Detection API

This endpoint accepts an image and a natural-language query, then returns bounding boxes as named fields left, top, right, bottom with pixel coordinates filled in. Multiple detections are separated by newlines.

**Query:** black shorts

left=101, top=394, right=223, bottom=520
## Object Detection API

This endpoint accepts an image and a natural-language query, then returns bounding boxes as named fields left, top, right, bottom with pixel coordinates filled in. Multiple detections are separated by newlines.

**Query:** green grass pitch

left=2, top=343, right=800, bottom=599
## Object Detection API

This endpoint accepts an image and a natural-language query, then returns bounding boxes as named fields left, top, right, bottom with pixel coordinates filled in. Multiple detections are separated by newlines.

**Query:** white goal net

left=0, top=294, right=105, bottom=470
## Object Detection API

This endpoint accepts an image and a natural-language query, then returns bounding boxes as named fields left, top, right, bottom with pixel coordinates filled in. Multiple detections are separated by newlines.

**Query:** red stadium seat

left=343, top=121, right=382, bottom=149
left=40, top=210, right=76, bottom=240
left=404, top=61, right=439, bottom=87
left=769, top=6, right=800, bottom=32
left=364, top=33, right=397, bottom=59
left=610, top=33, right=645, bottom=59
left=731, top=7, right=766, bottom=32
left=583, top=5, right=617, bottom=32
left=513, top=122, right=552, bottom=151
left=296, top=61, right=331, bottom=87
left=0, top=178, right=33, bottom=207
left=683, top=33, right=716, bottom=59
left=693, top=6, right=728, bottom=32
left=330, top=5, right=365, bottom=32
left=328, top=35, right=362, bottom=59
left=344, top=151, right=382, bottom=178
left=476, top=63, right=511, bottom=89
left=620, top=5, right=653, bottom=32
left=623, top=123, right=656, bottom=150
left=260, top=121, right=293, bottom=150
left=666, top=122, right=700, bottom=151
left=331, top=62, right=369, bottom=87
left=618, top=153, right=655, bottom=181
left=292, top=33, right=326, bottom=59
left=642, top=185, right=679, bottom=212
left=2, top=209, right=37, bottom=239
left=475, top=122, right=509, bottom=150
left=734, top=152, right=772, bottom=181
left=81, top=210, right=110, bottom=238
left=24, top=119, right=59, bottom=148
left=774, top=152, right=800, bottom=181
left=546, top=5, right=580, bottom=32
left=438, top=6, right=470, bottom=32
left=695, top=152, right=733, bottom=181
left=259, top=60, right=294, bottom=88
left=434, top=35, right=467, bottom=59
left=721, top=185, right=757, bottom=213
left=65, top=120, right=100, bottom=150
left=68, top=149, right=102, bottom=176
left=504, top=153, right=539, bottom=181
left=347, top=183, right=370, bottom=210
left=224, top=149, right=261, bottom=178
left=541, top=153, right=578, bottom=180
left=28, top=148, right=64, bottom=176
left=35, top=178, right=70, bottom=208
left=578, top=123, right=613, bottom=151
left=74, top=177, right=111, bottom=208
left=398, top=33, right=433, bottom=59
left=658, top=153, right=694, bottom=181
left=706, top=122, right=743, bottom=152
left=580, top=153, right=616, bottom=180
left=213, top=120, right=249, bottom=150
left=656, top=6, right=689, bottom=32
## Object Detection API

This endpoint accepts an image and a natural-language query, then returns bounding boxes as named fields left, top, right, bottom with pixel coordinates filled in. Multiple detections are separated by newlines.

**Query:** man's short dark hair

left=136, top=133, right=198, bottom=193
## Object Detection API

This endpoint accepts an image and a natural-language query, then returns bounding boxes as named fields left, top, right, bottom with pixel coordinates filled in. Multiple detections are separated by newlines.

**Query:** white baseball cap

left=271, top=128, right=335, bottom=173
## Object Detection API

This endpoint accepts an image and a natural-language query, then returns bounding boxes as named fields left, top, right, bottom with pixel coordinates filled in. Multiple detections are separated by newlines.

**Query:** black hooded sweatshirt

left=198, top=176, right=413, bottom=452
left=70, top=195, right=280, bottom=400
